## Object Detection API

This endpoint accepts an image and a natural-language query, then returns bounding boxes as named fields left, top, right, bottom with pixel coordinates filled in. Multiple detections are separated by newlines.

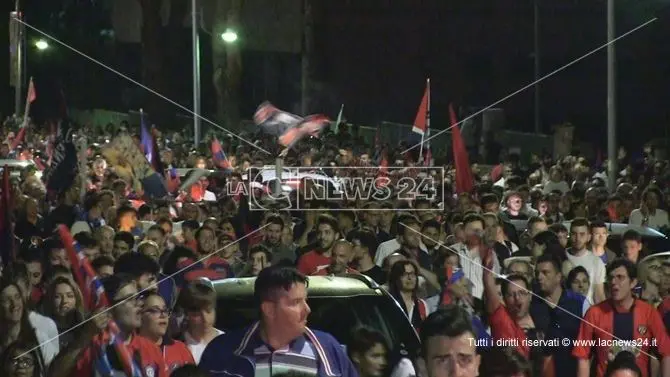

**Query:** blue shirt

left=199, top=322, right=359, bottom=377
left=530, top=289, right=589, bottom=377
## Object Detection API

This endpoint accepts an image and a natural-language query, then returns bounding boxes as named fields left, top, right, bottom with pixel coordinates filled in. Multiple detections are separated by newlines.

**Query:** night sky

left=2, top=0, right=670, bottom=149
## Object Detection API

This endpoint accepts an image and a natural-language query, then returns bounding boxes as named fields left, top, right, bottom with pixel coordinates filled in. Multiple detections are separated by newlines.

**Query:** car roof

left=209, top=275, right=384, bottom=299
left=0, top=159, right=36, bottom=168
left=173, top=168, right=215, bottom=177
left=509, top=219, right=667, bottom=238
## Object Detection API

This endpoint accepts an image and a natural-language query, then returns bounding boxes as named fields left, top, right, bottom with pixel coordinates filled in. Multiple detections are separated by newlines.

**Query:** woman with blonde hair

left=41, top=276, right=86, bottom=349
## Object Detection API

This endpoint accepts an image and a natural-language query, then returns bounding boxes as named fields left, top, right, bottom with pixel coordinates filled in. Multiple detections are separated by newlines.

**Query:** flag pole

left=419, top=135, right=424, bottom=164
left=11, top=76, right=34, bottom=152
left=418, top=78, right=430, bottom=164
left=426, top=78, right=431, bottom=164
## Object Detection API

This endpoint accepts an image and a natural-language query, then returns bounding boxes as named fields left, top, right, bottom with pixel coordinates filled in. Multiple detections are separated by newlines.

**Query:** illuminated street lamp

left=221, top=28, right=238, bottom=43
left=34, top=39, right=48, bottom=50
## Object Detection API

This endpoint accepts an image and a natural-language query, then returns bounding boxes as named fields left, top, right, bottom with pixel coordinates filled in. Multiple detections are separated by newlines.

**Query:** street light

left=221, top=28, right=238, bottom=43
left=34, top=39, right=48, bottom=50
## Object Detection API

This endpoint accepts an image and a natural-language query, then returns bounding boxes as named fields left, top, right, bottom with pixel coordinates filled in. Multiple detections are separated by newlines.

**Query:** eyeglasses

left=144, top=307, right=172, bottom=317
left=11, top=357, right=34, bottom=369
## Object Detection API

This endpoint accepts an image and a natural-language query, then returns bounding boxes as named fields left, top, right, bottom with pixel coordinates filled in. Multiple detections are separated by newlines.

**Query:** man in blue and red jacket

left=199, top=266, right=358, bottom=377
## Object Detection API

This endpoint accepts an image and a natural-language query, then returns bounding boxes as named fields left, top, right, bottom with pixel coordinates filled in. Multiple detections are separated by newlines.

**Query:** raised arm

left=48, top=311, right=109, bottom=377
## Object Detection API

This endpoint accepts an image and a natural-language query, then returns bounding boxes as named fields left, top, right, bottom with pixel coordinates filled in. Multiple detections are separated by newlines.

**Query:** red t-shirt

left=75, top=332, right=168, bottom=377
left=658, top=297, right=670, bottom=319
left=162, top=339, right=195, bottom=374
left=573, top=299, right=670, bottom=377
left=185, top=239, right=198, bottom=252
left=297, top=251, right=331, bottom=276
left=489, top=304, right=530, bottom=358
left=31, top=286, right=43, bottom=305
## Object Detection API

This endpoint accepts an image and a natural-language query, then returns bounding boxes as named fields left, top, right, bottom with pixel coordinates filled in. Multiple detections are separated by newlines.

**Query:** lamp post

left=13, top=0, right=23, bottom=117
left=607, top=0, right=617, bottom=191
left=192, top=0, right=238, bottom=145
left=533, top=0, right=541, bottom=134
left=192, top=0, right=201, bottom=146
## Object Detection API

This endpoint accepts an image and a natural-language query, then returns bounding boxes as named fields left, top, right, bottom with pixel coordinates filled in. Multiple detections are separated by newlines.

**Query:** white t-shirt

left=375, top=239, right=402, bottom=267
left=452, top=242, right=501, bottom=300
left=565, top=249, right=606, bottom=303
left=374, top=239, right=429, bottom=267
left=628, top=209, right=669, bottom=230
left=543, top=180, right=570, bottom=194
left=184, top=328, right=224, bottom=364
left=391, top=358, right=417, bottom=377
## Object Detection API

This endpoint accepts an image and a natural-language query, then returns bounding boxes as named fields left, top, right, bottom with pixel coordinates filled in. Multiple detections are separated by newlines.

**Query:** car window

left=216, top=294, right=420, bottom=357
left=607, top=235, right=670, bottom=256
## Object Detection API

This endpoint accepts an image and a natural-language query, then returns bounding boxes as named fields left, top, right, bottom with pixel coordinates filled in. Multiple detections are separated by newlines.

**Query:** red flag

left=10, top=128, right=26, bottom=151
left=376, top=148, right=389, bottom=188
left=27, top=78, right=36, bottom=103
left=450, top=104, right=474, bottom=194
left=0, top=167, right=14, bottom=267
left=278, top=115, right=329, bottom=148
left=442, top=266, right=455, bottom=305
left=165, top=168, right=180, bottom=194
left=441, top=266, right=465, bottom=306
left=211, top=138, right=232, bottom=170
left=58, top=226, right=142, bottom=377
left=412, top=84, right=429, bottom=135
left=34, top=157, right=46, bottom=171
left=490, top=163, right=504, bottom=182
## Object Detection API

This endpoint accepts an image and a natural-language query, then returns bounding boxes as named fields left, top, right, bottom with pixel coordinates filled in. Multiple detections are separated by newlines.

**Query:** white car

left=0, top=159, right=42, bottom=179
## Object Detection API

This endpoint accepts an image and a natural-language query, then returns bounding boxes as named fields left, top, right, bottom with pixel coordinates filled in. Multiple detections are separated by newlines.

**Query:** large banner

left=44, top=120, right=78, bottom=196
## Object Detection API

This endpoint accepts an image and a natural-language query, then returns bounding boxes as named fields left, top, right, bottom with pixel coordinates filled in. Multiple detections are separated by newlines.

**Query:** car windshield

left=216, top=293, right=420, bottom=358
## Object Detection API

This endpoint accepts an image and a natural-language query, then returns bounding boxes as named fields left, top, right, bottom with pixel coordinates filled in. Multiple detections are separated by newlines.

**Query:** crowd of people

left=0, top=116, right=669, bottom=377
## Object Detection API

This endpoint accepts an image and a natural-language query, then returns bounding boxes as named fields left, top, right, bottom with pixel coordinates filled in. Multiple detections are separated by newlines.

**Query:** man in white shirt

left=566, top=218, right=606, bottom=303
left=451, top=214, right=501, bottom=300
left=374, top=213, right=429, bottom=267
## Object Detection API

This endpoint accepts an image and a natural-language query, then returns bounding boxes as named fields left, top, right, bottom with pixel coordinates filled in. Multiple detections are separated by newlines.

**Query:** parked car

left=209, top=274, right=420, bottom=361
left=0, top=159, right=41, bottom=179
left=509, top=219, right=670, bottom=256
left=247, top=165, right=342, bottom=195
